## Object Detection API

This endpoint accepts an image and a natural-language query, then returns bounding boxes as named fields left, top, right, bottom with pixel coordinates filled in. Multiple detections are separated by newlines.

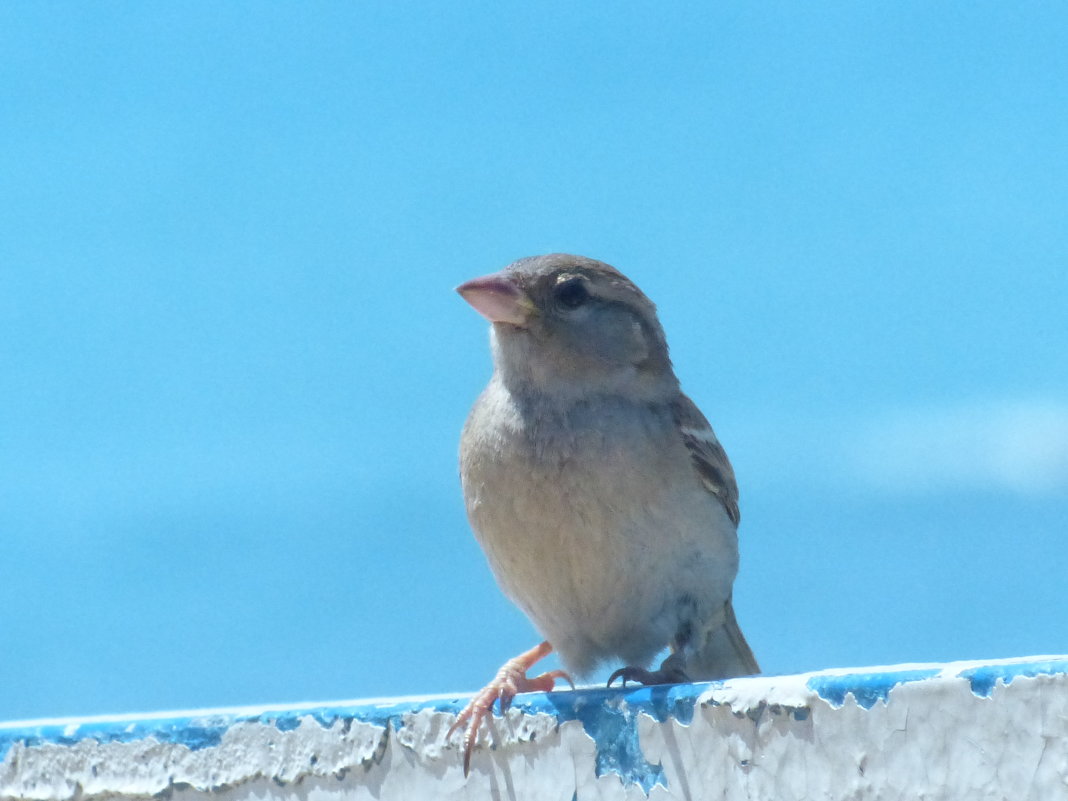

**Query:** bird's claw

left=607, top=661, right=690, bottom=688
left=448, top=644, right=573, bottom=776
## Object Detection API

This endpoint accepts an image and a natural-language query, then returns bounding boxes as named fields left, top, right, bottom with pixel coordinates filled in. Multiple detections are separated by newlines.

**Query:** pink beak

left=456, top=272, right=534, bottom=326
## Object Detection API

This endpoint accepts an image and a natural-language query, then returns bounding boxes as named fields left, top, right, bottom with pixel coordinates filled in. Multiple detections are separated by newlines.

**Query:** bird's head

left=457, top=254, right=678, bottom=401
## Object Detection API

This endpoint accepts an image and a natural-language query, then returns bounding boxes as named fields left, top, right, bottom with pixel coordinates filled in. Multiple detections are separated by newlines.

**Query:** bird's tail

left=686, top=599, right=760, bottom=680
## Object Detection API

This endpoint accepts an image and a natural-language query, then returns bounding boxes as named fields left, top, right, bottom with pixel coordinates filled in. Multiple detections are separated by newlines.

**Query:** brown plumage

left=450, top=254, right=759, bottom=774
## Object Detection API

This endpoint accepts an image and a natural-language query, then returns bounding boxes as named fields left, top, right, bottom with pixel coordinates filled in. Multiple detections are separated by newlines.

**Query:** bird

left=449, top=254, right=759, bottom=775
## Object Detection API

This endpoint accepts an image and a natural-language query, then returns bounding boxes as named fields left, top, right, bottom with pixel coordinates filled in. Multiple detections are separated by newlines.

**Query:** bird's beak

left=456, top=272, right=536, bottom=326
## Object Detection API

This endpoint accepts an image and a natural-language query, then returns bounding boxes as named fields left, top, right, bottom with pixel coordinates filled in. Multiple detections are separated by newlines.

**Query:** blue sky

left=2, top=2, right=1066, bottom=722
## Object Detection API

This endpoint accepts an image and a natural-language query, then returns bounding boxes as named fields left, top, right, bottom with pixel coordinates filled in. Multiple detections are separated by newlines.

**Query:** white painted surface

left=3, top=656, right=1067, bottom=800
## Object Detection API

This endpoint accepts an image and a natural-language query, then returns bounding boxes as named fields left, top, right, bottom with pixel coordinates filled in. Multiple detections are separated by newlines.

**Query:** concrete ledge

left=3, top=655, right=1067, bottom=800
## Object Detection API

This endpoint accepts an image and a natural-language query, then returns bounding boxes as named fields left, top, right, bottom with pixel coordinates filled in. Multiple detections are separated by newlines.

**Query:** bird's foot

left=448, top=641, right=574, bottom=776
left=607, top=651, right=690, bottom=688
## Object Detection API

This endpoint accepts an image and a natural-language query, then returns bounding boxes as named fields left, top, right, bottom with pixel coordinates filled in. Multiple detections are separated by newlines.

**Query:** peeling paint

left=957, top=658, right=1068, bottom=698
left=806, top=668, right=940, bottom=708
left=2, top=655, right=1067, bottom=800
left=537, top=683, right=704, bottom=791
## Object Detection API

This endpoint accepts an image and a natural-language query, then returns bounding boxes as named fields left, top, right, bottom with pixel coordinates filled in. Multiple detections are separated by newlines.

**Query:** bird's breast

left=459, top=383, right=739, bottom=674
left=461, top=388, right=690, bottom=546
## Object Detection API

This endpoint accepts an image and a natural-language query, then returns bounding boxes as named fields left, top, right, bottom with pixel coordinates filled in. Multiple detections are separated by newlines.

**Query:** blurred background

left=2, top=2, right=1066, bottom=722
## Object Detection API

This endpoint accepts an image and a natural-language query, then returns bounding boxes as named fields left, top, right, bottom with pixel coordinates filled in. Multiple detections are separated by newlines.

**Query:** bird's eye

left=554, top=279, right=590, bottom=310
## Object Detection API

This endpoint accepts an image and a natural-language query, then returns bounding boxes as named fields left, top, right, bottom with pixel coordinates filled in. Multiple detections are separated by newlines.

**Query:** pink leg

left=448, top=641, right=574, bottom=776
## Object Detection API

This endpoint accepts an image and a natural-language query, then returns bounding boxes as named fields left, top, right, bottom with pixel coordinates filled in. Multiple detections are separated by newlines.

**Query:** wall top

left=3, top=655, right=1067, bottom=800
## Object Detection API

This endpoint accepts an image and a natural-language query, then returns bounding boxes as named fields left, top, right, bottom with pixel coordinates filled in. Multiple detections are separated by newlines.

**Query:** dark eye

left=554, top=279, right=590, bottom=309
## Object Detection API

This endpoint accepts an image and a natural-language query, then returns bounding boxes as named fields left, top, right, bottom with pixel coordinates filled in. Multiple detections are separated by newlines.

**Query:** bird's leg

left=607, top=647, right=691, bottom=688
left=448, top=640, right=574, bottom=776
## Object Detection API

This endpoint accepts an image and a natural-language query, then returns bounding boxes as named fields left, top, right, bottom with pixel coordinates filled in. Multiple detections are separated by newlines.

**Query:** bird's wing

left=670, top=393, right=741, bottom=525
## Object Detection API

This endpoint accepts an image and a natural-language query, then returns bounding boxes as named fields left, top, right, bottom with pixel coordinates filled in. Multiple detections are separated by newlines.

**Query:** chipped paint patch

left=957, top=658, right=1068, bottom=697
left=0, top=696, right=469, bottom=763
left=534, top=683, right=704, bottom=791
left=806, top=668, right=940, bottom=708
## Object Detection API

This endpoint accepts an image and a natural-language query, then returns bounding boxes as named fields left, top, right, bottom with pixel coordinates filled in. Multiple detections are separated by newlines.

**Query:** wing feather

left=671, top=393, right=740, bottom=525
